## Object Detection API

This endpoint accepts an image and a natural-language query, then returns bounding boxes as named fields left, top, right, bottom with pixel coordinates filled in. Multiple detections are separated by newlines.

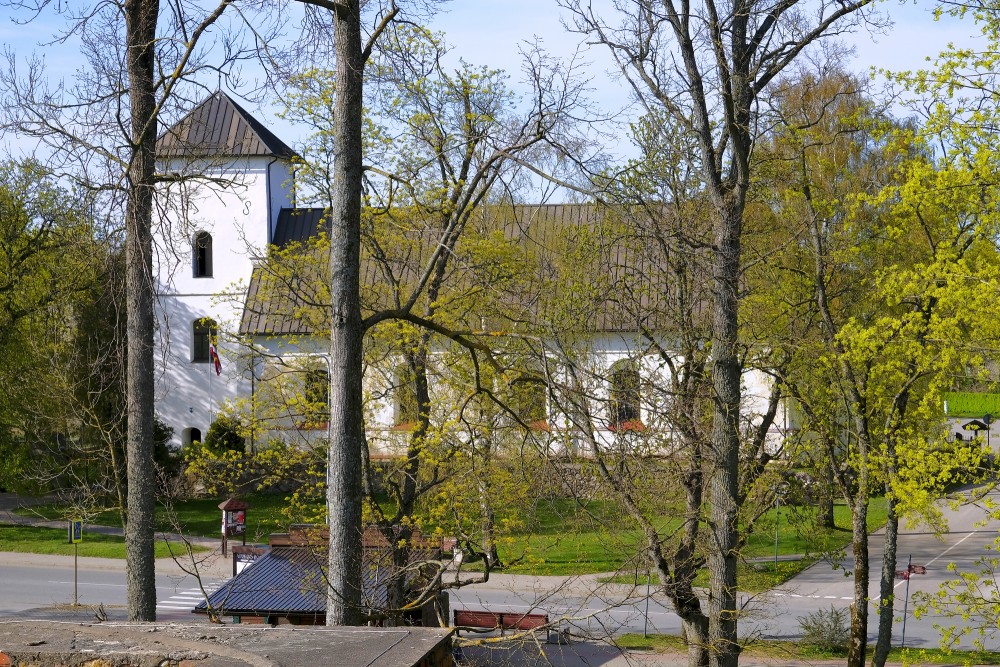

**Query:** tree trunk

left=707, top=199, right=743, bottom=667
left=847, top=499, right=870, bottom=667
left=326, top=0, right=365, bottom=626
left=819, top=462, right=835, bottom=529
left=681, top=615, right=710, bottom=667
left=872, top=502, right=899, bottom=667
left=123, top=0, right=160, bottom=623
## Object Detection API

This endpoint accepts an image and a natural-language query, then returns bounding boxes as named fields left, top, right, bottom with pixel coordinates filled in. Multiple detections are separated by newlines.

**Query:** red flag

left=209, top=341, right=222, bottom=376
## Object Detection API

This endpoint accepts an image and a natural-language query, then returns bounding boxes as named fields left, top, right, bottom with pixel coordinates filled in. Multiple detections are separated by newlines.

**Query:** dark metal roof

left=273, top=208, right=329, bottom=247
left=194, top=546, right=389, bottom=616
left=239, top=203, right=697, bottom=337
left=157, top=91, right=297, bottom=159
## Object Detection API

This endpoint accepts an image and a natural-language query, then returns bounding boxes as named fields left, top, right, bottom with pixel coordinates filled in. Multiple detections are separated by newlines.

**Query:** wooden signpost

left=219, top=498, right=249, bottom=556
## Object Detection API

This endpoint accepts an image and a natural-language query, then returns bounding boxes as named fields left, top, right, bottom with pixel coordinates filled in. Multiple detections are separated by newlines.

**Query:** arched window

left=609, top=359, right=641, bottom=427
left=509, top=376, right=548, bottom=427
left=394, top=362, right=420, bottom=427
left=193, top=231, right=213, bottom=278
left=192, top=318, right=217, bottom=363
left=304, top=369, right=330, bottom=425
left=184, top=427, right=202, bottom=446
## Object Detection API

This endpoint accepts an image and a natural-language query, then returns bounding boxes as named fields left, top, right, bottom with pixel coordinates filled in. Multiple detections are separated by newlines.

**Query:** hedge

left=943, top=392, right=1000, bottom=418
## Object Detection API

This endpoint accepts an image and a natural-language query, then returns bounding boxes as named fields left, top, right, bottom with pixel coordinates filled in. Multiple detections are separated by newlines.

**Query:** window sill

left=391, top=421, right=418, bottom=432
left=297, top=421, right=329, bottom=431
left=608, top=420, right=645, bottom=433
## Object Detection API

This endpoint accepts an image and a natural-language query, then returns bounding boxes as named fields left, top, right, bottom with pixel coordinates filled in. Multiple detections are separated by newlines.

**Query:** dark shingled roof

left=157, top=91, right=297, bottom=159
left=273, top=208, right=329, bottom=247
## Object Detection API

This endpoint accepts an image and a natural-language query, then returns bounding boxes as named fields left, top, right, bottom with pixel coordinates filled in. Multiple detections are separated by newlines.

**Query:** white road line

left=47, top=580, right=126, bottom=588
left=893, top=529, right=981, bottom=591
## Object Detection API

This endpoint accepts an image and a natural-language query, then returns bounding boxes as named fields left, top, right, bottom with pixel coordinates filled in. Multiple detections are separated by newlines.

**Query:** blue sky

left=0, top=1, right=985, bottom=161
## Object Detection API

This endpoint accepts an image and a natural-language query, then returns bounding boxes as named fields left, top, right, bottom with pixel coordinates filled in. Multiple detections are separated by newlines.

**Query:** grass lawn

left=18, top=494, right=313, bottom=542
left=0, top=524, right=207, bottom=559
left=616, top=633, right=1000, bottom=665
left=496, top=496, right=887, bottom=579
left=19, top=491, right=887, bottom=586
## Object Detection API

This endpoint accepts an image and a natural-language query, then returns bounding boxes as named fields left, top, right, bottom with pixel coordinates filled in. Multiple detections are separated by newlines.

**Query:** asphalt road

left=0, top=552, right=230, bottom=622
left=2, top=491, right=999, bottom=651
left=451, top=490, right=1000, bottom=650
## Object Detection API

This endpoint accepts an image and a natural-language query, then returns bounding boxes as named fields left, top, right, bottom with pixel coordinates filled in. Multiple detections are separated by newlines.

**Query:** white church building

left=153, top=91, right=298, bottom=448
left=152, top=92, right=790, bottom=455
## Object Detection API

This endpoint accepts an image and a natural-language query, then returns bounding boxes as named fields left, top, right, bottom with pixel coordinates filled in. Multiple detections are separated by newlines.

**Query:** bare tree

left=0, top=0, right=267, bottom=620
left=556, top=2, right=882, bottom=665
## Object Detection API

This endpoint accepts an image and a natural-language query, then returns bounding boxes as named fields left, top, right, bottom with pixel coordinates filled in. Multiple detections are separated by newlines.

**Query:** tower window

left=193, top=231, right=213, bottom=278
left=192, top=318, right=217, bottom=363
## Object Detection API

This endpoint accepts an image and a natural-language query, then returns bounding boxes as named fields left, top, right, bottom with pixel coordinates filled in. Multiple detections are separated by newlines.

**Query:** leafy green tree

left=762, top=67, right=1000, bottom=667
left=0, top=0, right=272, bottom=619
left=0, top=160, right=104, bottom=493
left=232, top=20, right=585, bottom=625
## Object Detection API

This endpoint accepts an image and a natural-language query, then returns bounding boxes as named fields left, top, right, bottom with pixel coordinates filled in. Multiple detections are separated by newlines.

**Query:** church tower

left=153, top=91, right=297, bottom=447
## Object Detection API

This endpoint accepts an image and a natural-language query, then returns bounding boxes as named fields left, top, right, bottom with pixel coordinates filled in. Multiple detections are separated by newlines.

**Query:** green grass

left=0, top=524, right=207, bottom=559
left=496, top=496, right=887, bottom=578
left=944, top=391, right=1000, bottom=418
left=20, top=494, right=311, bottom=541
left=18, top=492, right=887, bottom=586
left=617, top=633, right=1000, bottom=665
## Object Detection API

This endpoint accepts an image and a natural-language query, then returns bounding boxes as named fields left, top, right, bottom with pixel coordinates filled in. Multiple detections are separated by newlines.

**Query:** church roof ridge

left=156, top=90, right=298, bottom=160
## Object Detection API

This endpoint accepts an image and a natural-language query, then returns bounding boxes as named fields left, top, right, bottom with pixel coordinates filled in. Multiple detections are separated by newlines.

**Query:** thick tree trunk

left=872, top=503, right=899, bottom=667
left=681, top=614, right=710, bottom=667
left=326, top=0, right=366, bottom=626
left=123, top=0, right=159, bottom=623
left=847, top=500, right=870, bottom=667
left=707, top=200, right=743, bottom=667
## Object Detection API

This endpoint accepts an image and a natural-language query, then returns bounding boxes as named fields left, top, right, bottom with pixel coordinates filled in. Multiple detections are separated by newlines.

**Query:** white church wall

left=242, top=331, right=789, bottom=460
left=153, top=156, right=294, bottom=447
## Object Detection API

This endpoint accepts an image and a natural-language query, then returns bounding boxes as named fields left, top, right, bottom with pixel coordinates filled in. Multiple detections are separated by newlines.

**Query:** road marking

left=891, top=529, right=981, bottom=591
left=155, top=586, right=220, bottom=611
left=47, top=581, right=125, bottom=588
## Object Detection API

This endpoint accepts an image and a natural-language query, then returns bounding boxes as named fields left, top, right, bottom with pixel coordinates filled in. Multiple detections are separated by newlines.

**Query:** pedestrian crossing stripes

left=156, top=584, right=222, bottom=611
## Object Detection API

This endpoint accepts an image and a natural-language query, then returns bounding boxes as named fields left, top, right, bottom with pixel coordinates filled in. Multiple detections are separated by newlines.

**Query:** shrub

left=203, top=415, right=245, bottom=455
left=798, top=605, right=850, bottom=654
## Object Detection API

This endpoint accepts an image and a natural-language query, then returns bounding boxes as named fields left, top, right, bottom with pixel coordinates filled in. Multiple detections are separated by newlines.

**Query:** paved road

left=0, top=552, right=230, bottom=621
left=3, top=491, right=1000, bottom=651
left=451, top=490, right=1000, bottom=650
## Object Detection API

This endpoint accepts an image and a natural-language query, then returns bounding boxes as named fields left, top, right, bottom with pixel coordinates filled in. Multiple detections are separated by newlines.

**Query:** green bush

left=943, top=392, right=1000, bottom=418
left=203, top=415, right=245, bottom=455
left=798, top=606, right=850, bottom=654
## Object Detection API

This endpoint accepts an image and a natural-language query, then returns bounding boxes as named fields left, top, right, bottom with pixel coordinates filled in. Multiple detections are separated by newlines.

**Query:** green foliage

left=184, top=438, right=325, bottom=505
left=798, top=606, right=851, bottom=654
left=202, top=414, right=245, bottom=455
left=943, top=392, right=1000, bottom=418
